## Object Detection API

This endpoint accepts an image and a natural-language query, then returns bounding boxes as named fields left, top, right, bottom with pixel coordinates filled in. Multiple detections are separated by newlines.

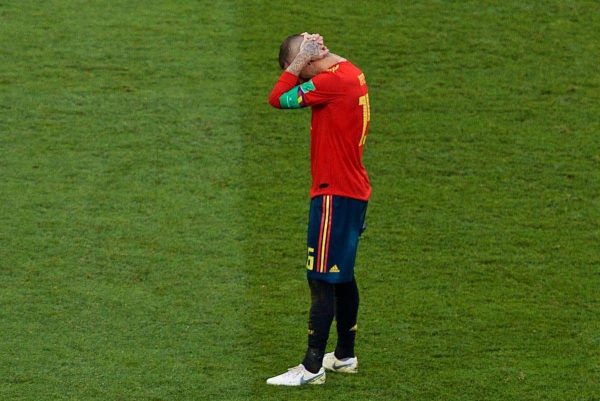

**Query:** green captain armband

left=278, top=80, right=316, bottom=109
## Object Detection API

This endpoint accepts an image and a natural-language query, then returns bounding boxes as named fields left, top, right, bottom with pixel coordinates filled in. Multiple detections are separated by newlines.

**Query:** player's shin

left=334, top=277, right=359, bottom=359
left=302, top=278, right=335, bottom=373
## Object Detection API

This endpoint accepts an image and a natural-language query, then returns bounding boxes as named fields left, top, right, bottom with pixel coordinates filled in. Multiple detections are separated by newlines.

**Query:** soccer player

left=265, top=33, right=371, bottom=386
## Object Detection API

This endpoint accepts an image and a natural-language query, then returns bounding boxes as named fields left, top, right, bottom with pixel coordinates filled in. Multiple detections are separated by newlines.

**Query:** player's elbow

left=268, top=92, right=281, bottom=108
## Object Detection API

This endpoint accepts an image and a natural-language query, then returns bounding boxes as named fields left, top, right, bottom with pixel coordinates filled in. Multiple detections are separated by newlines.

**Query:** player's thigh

left=306, top=195, right=367, bottom=283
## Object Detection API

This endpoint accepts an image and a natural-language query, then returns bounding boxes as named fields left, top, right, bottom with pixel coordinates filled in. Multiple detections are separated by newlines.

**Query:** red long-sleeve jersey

left=268, top=61, right=371, bottom=201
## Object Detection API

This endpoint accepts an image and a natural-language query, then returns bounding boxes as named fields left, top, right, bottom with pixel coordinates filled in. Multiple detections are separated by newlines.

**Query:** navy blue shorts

left=306, top=195, right=368, bottom=283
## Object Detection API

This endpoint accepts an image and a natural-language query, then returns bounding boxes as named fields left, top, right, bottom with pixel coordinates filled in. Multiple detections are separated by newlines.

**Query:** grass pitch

left=1, top=1, right=599, bottom=400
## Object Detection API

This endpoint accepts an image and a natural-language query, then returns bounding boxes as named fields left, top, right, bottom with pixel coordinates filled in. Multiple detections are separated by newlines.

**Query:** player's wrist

left=286, top=53, right=310, bottom=76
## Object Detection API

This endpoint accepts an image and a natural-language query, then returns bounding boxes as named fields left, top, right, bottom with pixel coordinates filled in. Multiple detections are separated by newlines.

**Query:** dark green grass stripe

left=1, top=2, right=248, bottom=400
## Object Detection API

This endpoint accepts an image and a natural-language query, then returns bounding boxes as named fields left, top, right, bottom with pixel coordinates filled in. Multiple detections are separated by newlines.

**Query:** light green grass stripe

left=237, top=1, right=599, bottom=401
left=0, top=1, right=248, bottom=400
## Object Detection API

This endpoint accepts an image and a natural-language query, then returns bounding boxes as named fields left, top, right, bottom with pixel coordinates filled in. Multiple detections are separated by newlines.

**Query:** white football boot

left=266, top=364, right=326, bottom=386
left=322, top=352, right=358, bottom=373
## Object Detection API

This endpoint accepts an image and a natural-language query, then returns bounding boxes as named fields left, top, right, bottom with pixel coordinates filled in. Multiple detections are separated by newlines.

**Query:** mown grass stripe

left=237, top=1, right=599, bottom=400
left=0, top=1, right=249, bottom=400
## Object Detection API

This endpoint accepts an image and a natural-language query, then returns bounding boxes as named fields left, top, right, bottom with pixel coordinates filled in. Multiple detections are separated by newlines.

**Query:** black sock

left=334, top=277, right=359, bottom=359
left=302, top=278, right=335, bottom=373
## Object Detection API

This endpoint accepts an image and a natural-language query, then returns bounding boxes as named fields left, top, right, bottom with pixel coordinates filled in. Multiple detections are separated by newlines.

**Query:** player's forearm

left=285, top=52, right=311, bottom=77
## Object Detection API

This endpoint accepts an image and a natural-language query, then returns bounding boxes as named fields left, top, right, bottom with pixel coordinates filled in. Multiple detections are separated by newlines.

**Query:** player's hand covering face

left=294, top=32, right=330, bottom=81
left=300, top=32, right=329, bottom=61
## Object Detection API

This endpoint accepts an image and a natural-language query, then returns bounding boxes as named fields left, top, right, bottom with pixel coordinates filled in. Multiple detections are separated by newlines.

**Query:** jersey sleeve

left=300, top=72, right=342, bottom=107
left=268, top=70, right=342, bottom=109
left=268, top=71, right=299, bottom=109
